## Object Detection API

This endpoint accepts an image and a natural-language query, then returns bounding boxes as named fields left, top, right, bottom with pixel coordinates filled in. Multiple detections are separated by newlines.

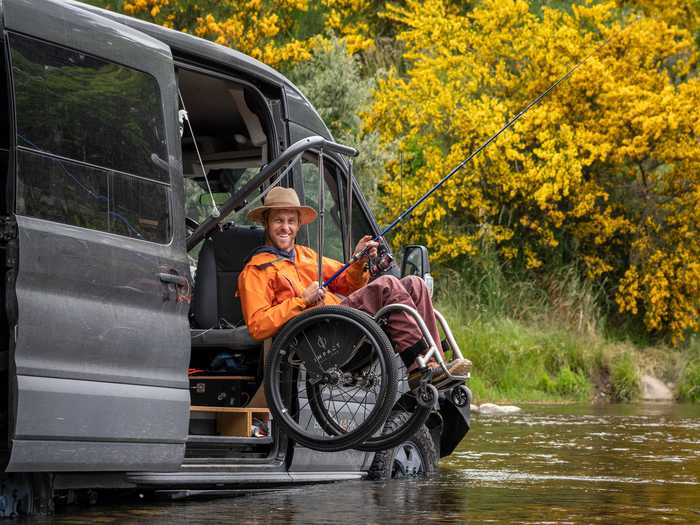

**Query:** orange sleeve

left=323, top=256, right=368, bottom=296
left=238, top=265, right=306, bottom=341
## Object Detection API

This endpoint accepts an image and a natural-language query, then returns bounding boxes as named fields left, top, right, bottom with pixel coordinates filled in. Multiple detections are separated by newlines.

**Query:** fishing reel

left=368, top=245, right=395, bottom=278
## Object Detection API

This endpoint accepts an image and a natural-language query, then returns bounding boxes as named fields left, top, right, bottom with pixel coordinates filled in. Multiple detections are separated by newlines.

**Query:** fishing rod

left=322, top=26, right=624, bottom=289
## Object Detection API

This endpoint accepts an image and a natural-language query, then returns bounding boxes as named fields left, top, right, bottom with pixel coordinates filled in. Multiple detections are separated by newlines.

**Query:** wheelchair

left=264, top=301, right=471, bottom=452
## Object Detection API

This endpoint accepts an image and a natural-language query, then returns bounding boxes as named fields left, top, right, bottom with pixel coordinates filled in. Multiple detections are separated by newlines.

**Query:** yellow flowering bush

left=111, top=0, right=383, bottom=65
left=116, top=0, right=320, bottom=66
left=367, top=0, right=700, bottom=342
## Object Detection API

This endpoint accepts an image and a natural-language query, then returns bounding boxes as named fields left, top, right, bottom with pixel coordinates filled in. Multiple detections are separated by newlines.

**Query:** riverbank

left=438, top=313, right=700, bottom=404
left=435, top=265, right=700, bottom=405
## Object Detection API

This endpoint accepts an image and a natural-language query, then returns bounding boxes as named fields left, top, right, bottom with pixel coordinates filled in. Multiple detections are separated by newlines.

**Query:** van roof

left=65, top=0, right=331, bottom=140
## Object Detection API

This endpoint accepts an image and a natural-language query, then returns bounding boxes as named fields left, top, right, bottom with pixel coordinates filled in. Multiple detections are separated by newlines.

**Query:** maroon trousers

left=341, top=275, right=442, bottom=364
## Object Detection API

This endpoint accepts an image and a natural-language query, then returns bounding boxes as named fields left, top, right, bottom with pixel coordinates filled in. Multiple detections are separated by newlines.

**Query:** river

left=29, top=403, right=700, bottom=524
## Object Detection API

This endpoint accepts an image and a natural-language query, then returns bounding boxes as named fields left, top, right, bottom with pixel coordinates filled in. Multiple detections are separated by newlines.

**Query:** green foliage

left=434, top=260, right=656, bottom=403
left=436, top=245, right=601, bottom=334
left=609, top=352, right=641, bottom=402
left=442, top=314, right=595, bottom=402
left=537, top=367, right=590, bottom=397
left=284, top=40, right=388, bottom=208
left=678, top=340, right=700, bottom=402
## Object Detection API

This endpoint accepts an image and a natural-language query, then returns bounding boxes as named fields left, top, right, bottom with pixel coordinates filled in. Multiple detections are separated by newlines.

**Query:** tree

left=285, top=40, right=388, bottom=207
left=367, top=0, right=700, bottom=342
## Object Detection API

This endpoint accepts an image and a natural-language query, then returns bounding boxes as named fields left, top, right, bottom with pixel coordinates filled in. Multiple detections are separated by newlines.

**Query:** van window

left=352, top=194, right=374, bottom=248
left=16, top=152, right=108, bottom=233
left=8, top=33, right=171, bottom=244
left=184, top=167, right=260, bottom=227
left=8, top=32, right=169, bottom=182
left=16, top=151, right=170, bottom=243
left=302, top=158, right=344, bottom=261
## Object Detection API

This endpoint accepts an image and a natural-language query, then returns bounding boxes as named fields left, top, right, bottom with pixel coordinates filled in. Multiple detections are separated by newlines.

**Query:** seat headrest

left=190, top=224, right=266, bottom=329
left=212, top=225, right=265, bottom=272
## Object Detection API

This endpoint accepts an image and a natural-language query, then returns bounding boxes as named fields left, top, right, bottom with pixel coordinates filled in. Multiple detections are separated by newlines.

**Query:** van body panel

left=289, top=446, right=374, bottom=473
left=4, top=0, right=173, bottom=76
left=284, top=88, right=332, bottom=140
left=14, top=375, right=188, bottom=443
left=8, top=441, right=183, bottom=472
left=12, top=217, right=189, bottom=389
left=5, top=0, right=190, bottom=472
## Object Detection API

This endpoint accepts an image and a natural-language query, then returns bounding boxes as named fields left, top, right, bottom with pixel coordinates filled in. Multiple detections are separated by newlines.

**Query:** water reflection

left=29, top=403, right=700, bottom=524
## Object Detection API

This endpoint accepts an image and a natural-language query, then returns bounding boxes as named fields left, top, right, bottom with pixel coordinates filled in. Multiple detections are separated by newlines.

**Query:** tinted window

left=184, top=167, right=260, bottom=226
left=352, top=194, right=374, bottom=248
left=302, top=159, right=344, bottom=261
left=17, top=150, right=109, bottom=233
left=16, top=150, right=170, bottom=243
left=111, top=172, right=170, bottom=242
left=9, top=33, right=169, bottom=182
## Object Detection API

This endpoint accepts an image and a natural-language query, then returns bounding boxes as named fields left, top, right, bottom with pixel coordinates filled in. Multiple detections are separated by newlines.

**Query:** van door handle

left=158, top=272, right=189, bottom=288
left=158, top=272, right=191, bottom=304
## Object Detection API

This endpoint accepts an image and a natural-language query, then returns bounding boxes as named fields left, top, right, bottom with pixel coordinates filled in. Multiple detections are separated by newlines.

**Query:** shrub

left=553, top=366, right=590, bottom=398
left=609, top=352, right=640, bottom=402
left=679, top=338, right=700, bottom=402
left=678, top=360, right=700, bottom=402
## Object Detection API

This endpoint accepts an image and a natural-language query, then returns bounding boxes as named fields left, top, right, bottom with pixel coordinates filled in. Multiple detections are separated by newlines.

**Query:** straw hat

left=247, top=186, right=317, bottom=225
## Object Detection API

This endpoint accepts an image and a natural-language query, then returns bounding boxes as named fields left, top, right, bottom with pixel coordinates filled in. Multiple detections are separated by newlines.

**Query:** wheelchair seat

left=189, top=224, right=265, bottom=351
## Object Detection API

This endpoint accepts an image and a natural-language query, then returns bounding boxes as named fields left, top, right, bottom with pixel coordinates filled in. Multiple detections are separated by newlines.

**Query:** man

left=238, top=186, right=470, bottom=382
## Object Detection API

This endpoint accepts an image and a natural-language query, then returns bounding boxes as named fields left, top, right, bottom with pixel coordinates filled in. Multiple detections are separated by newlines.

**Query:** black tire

left=265, top=305, right=398, bottom=452
left=355, top=403, right=431, bottom=452
left=366, top=411, right=439, bottom=480
left=354, top=382, right=438, bottom=452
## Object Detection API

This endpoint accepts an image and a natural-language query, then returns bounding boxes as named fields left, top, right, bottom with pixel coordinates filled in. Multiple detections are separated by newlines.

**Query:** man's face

left=266, top=209, right=299, bottom=251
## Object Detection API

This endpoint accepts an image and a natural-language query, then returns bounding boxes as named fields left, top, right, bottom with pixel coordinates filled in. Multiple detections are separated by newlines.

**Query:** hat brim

left=247, top=204, right=318, bottom=226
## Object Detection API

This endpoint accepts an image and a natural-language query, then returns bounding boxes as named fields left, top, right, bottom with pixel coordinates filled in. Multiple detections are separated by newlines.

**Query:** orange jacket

left=238, top=245, right=369, bottom=341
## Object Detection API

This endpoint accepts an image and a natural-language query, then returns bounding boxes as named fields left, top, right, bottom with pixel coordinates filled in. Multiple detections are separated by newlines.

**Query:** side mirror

left=401, top=245, right=434, bottom=297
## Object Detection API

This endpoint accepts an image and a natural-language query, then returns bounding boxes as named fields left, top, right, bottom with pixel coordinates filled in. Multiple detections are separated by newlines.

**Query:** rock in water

left=641, top=375, right=674, bottom=401
left=478, top=403, right=521, bottom=415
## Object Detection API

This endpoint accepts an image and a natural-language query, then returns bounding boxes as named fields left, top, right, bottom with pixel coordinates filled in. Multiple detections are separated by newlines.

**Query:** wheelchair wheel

left=265, top=305, right=398, bottom=452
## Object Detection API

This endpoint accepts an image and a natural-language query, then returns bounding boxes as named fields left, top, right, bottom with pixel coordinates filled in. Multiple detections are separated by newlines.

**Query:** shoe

left=407, top=358, right=472, bottom=389
left=432, top=358, right=472, bottom=382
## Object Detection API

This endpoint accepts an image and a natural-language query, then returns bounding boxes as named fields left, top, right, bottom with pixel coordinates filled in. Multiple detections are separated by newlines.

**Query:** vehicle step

left=187, top=434, right=273, bottom=446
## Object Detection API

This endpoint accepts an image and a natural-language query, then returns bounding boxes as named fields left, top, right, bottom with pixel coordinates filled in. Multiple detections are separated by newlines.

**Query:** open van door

left=3, top=0, right=190, bottom=471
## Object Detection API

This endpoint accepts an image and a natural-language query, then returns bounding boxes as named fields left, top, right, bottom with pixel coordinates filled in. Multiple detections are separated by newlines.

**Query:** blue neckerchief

left=244, top=244, right=296, bottom=266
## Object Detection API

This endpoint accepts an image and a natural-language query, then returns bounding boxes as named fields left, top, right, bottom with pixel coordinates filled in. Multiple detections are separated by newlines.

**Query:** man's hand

left=354, top=235, right=379, bottom=261
left=302, top=282, right=326, bottom=307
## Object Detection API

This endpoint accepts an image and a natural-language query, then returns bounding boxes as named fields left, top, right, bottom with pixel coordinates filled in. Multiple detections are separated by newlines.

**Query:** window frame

left=298, top=150, right=383, bottom=262
left=300, top=151, right=346, bottom=262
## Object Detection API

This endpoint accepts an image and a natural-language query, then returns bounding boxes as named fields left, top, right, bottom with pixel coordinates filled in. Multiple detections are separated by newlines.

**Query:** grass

left=678, top=338, right=700, bottom=402
left=445, top=318, right=594, bottom=403
left=432, top=254, right=658, bottom=404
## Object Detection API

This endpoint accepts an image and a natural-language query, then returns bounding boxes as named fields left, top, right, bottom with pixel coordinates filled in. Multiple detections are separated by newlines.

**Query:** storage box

left=189, top=376, right=250, bottom=407
left=217, top=409, right=271, bottom=437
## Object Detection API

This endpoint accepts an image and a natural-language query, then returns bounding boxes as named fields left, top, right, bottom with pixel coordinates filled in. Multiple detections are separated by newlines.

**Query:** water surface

left=29, top=403, right=700, bottom=524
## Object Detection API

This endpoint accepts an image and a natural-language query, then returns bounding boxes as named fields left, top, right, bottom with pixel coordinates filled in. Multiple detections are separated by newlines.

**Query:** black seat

left=190, top=225, right=265, bottom=350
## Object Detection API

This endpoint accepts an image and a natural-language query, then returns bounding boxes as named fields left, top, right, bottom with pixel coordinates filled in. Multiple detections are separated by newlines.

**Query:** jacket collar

left=244, top=244, right=296, bottom=267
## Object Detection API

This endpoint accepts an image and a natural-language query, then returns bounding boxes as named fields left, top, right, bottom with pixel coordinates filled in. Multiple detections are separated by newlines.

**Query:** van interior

left=177, top=67, right=276, bottom=461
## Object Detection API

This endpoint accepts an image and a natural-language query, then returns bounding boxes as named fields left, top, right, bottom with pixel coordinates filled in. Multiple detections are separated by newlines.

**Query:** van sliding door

left=3, top=0, right=190, bottom=472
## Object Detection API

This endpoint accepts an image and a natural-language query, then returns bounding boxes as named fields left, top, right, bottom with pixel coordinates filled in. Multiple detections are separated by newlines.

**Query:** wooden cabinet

left=191, top=406, right=271, bottom=438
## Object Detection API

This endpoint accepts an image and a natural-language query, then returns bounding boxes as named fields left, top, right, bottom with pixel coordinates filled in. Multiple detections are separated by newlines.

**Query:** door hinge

left=0, top=216, right=17, bottom=242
